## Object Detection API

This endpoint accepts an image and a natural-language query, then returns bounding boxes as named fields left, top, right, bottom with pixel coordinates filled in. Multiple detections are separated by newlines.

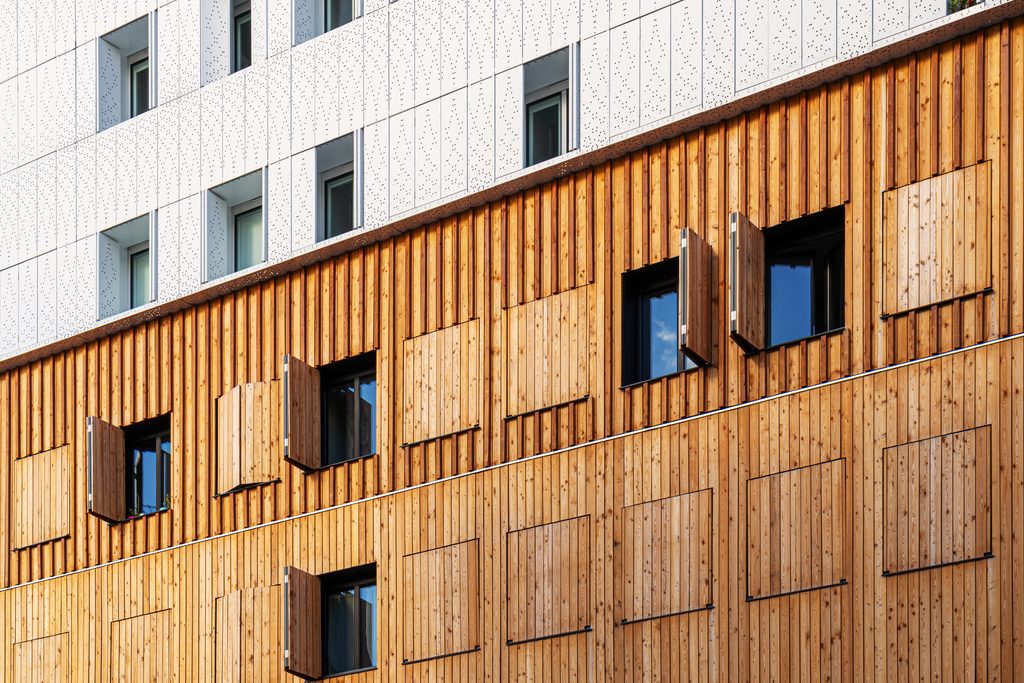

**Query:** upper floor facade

left=0, top=0, right=1007, bottom=361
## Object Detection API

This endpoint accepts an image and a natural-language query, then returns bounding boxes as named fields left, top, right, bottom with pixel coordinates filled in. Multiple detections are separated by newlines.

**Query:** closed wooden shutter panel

left=679, top=228, right=713, bottom=366
left=12, top=446, right=72, bottom=549
left=729, top=212, right=765, bottom=353
left=87, top=416, right=125, bottom=524
left=283, top=355, right=321, bottom=471
left=216, top=381, right=280, bottom=494
left=283, top=566, right=321, bottom=680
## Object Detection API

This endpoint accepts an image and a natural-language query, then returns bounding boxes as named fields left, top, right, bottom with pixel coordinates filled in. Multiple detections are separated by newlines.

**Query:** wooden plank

left=87, top=416, right=125, bottom=524
left=283, top=565, right=321, bottom=680
left=283, top=356, right=320, bottom=472
left=679, top=228, right=713, bottom=367
left=729, top=211, right=765, bottom=353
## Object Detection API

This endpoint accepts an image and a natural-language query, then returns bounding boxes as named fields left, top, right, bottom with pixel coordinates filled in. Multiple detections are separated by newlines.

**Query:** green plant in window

left=948, top=0, right=977, bottom=13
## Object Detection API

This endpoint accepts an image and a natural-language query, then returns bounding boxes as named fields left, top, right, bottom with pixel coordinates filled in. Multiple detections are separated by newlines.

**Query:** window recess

left=232, top=0, right=252, bottom=73
left=98, top=213, right=157, bottom=319
left=88, top=413, right=173, bottom=524
left=283, top=564, right=378, bottom=680
left=97, top=14, right=155, bottom=131
left=205, top=169, right=266, bottom=281
left=523, top=44, right=579, bottom=167
left=729, top=207, right=844, bottom=352
left=316, top=131, right=363, bottom=242
left=294, top=0, right=361, bottom=45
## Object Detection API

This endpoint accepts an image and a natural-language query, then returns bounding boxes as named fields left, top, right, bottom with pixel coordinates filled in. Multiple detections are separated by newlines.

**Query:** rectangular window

left=233, top=206, right=263, bottom=272
left=764, top=207, right=844, bottom=347
left=129, top=54, right=149, bottom=118
left=523, top=45, right=577, bottom=168
left=526, top=92, right=566, bottom=167
left=322, top=354, right=376, bottom=466
left=232, top=3, right=252, bottom=73
left=622, top=258, right=694, bottom=385
left=324, top=171, right=355, bottom=239
left=123, top=414, right=171, bottom=518
left=322, top=565, right=377, bottom=676
left=325, top=0, right=354, bottom=32
left=128, top=244, right=150, bottom=309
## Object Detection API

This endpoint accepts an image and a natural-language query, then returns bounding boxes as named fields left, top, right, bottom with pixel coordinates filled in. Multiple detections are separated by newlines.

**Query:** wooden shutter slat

left=283, top=355, right=321, bottom=471
left=283, top=566, right=321, bottom=680
left=87, top=416, right=125, bottom=523
left=216, top=386, right=242, bottom=494
left=679, top=228, right=713, bottom=366
left=729, top=211, right=765, bottom=352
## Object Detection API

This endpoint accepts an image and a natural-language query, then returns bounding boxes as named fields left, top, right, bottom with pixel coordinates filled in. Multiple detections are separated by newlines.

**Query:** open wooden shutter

left=283, top=355, right=321, bottom=471
left=87, top=416, right=125, bottom=523
left=283, top=566, right=321, bottom=680
left=729, top=212, right=765, bottom=353
left=217, top=385, right=244, bottom=494
left=679, top=228, right=713, bottom=366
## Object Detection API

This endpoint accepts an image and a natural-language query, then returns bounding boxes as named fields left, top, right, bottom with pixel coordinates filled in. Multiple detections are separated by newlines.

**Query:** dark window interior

left=233, top=8, right=252, bottom=72
left=324, top=171, right=355, bottom=239
left=526, top=92, right=563, bottom=166
left=621, top=258, right=693, bottom=385
left=765, top=206, right=844, bottom=347
left=123, top=413, right=171, bottom=518
left=321, top=352, right=377, bottom=467
left=130, top=57, right=149, bottom=118
left=322, top=564, right=377, bottom=675
left=325, top=0, right=354, bottom=31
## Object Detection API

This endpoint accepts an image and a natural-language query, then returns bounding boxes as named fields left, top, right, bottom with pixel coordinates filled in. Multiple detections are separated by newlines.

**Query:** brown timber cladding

left=0, top=15, right=1023, bottom=681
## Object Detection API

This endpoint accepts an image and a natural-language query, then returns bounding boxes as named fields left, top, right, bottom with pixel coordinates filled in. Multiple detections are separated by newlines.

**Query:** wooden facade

left=2, top=17, right=1024, bottom=681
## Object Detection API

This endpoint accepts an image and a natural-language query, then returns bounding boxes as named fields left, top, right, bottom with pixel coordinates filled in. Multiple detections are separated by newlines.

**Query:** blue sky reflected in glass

left=643, top=289, right=678, bottom=379
left=769, top=262, right=813, bottom=346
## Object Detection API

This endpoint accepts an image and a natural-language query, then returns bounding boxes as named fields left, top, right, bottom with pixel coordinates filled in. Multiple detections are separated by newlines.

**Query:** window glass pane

left=527, top=94, right=562, bottom=166
left=325, top=173, right=355, bottom=239
left=640, top=289, right=678, bottom=380
left=233, top=11, right=252, bottom=72
left=324, top=587, right=360, bottom=674
left=234, top=208, right=263, bottom=271
left=359, top=584, right=377, bottom=667
left=358, top=375, right=376, bottom=457
left=131, top=59, right=149, bottom=117
left=130, top=248, right=150, bottom=309
left=768, top=260, right=813, bottom=346
left=325, top=0, right=353, bottom=31
left=324, top=377, right=356, bottom=466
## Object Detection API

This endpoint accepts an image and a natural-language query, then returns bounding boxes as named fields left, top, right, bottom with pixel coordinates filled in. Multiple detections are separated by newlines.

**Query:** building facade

left=2, top=0, right=1024, bottom=680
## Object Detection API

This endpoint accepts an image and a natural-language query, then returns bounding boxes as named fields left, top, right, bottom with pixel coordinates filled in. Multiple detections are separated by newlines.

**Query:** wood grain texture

left=11, top=446, right=71, bottom=550
left=729, top=212, right=765, bottom=353
left=12, top=633, right=68, bottom=681
left=217, top=381, right=280, bottom=493
left=87, top=416, right=125, bottom=524
left=400, top=539, right=479, bottom=663
left=504, top=286, right=592, bottom=418
left=283, top=355, right=320, bottom=472
left=882, top=161, right=992, bottom=315
left=680, top=228, right=713, bottom=366
left=883, top=425, right=992, bottom=575
left=284, top=565, right=321, bottom=680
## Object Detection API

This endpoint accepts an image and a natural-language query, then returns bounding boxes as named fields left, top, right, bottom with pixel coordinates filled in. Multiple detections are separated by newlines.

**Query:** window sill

left=212, top=478, right=280, bottom=498
left=759, top=326, right=846, bottom=353
left=619, top=364, right=701, bottom=391
left=111, top=506, right=172, bottom=526
left=301, top=452, right=377, bottom=475
left=321, top=666, right=378, bottom=680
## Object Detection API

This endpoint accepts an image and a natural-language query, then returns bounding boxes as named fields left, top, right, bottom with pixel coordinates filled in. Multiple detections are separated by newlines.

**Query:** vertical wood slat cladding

left=882, top=161, right=993, bottom=316
left=400, top=539, right=480, bottom=663
left=2, top=19, right=1024, bottom=615
left=11, top=445, right=71, bottom=550
left=504, top=286, right=593, bottom=417
left=0, top=338, right=1022, bottom=680
left=283, top=565, right=321, bottom=681
left=109, top=610, right=172, bottom=683
left=506, top=515, right=591, bottom=644
left=680, top=228, right=714, bottom=366
left=216, top=382, right=280, bottom=494
left=216, top=586, right=280, bottom=682
left=620, top=488, right=713, bottom=623
left=282, top=355, right=320, bottom=472
left=87, top=416, right=126, bottom=524
left=746, top=458, right=846, bottom=600
left=882, top=425, right=992, bottom=575
left=401, top=319, right=481, bottom=445
left=12, top=633, right=68, bottom=680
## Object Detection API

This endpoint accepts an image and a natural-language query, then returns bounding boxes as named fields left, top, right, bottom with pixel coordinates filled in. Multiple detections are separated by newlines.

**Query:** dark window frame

left=128, top=52, right=149, bottom=118
left=323, top=167, right=355, bottom=240
left=320, top=352, right=377, bottom=468
left=525, top=87, right=568, bottom=167
left=621, top=257, right=691, bottom=386
left=122, top=413, right=171, bottom=518
left=233, top=204, right=263, bottom=273
left=324, top=0, right=355, bottom=32
left=232, top=2, right=252, bottom=73
left=321, top=563, right=377, bottom=676
left=128, top=242, right=150, bottom=309
left=764, top=206, right=845, bottom=348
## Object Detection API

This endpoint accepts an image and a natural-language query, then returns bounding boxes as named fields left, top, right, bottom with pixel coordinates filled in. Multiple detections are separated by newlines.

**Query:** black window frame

left=323, top=168, right=356, bottom=240
left=128, top=242, right=150, bottom=310
left=232, top=204, right=263, bottom=273
left=621, top=257, right=693, bottom=387
left=324, top=0, right=355, bottom=32
left=321, top=563, right=377, bottom=676
left=232, top=2, right=252, bottom=73
left=320, top=352, right=377, bottom=468
left=123, top=413, right=172, bottom=519
left=764, top=206, right=845, bottom=348
left=128, top=52, right=149, bottom=118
